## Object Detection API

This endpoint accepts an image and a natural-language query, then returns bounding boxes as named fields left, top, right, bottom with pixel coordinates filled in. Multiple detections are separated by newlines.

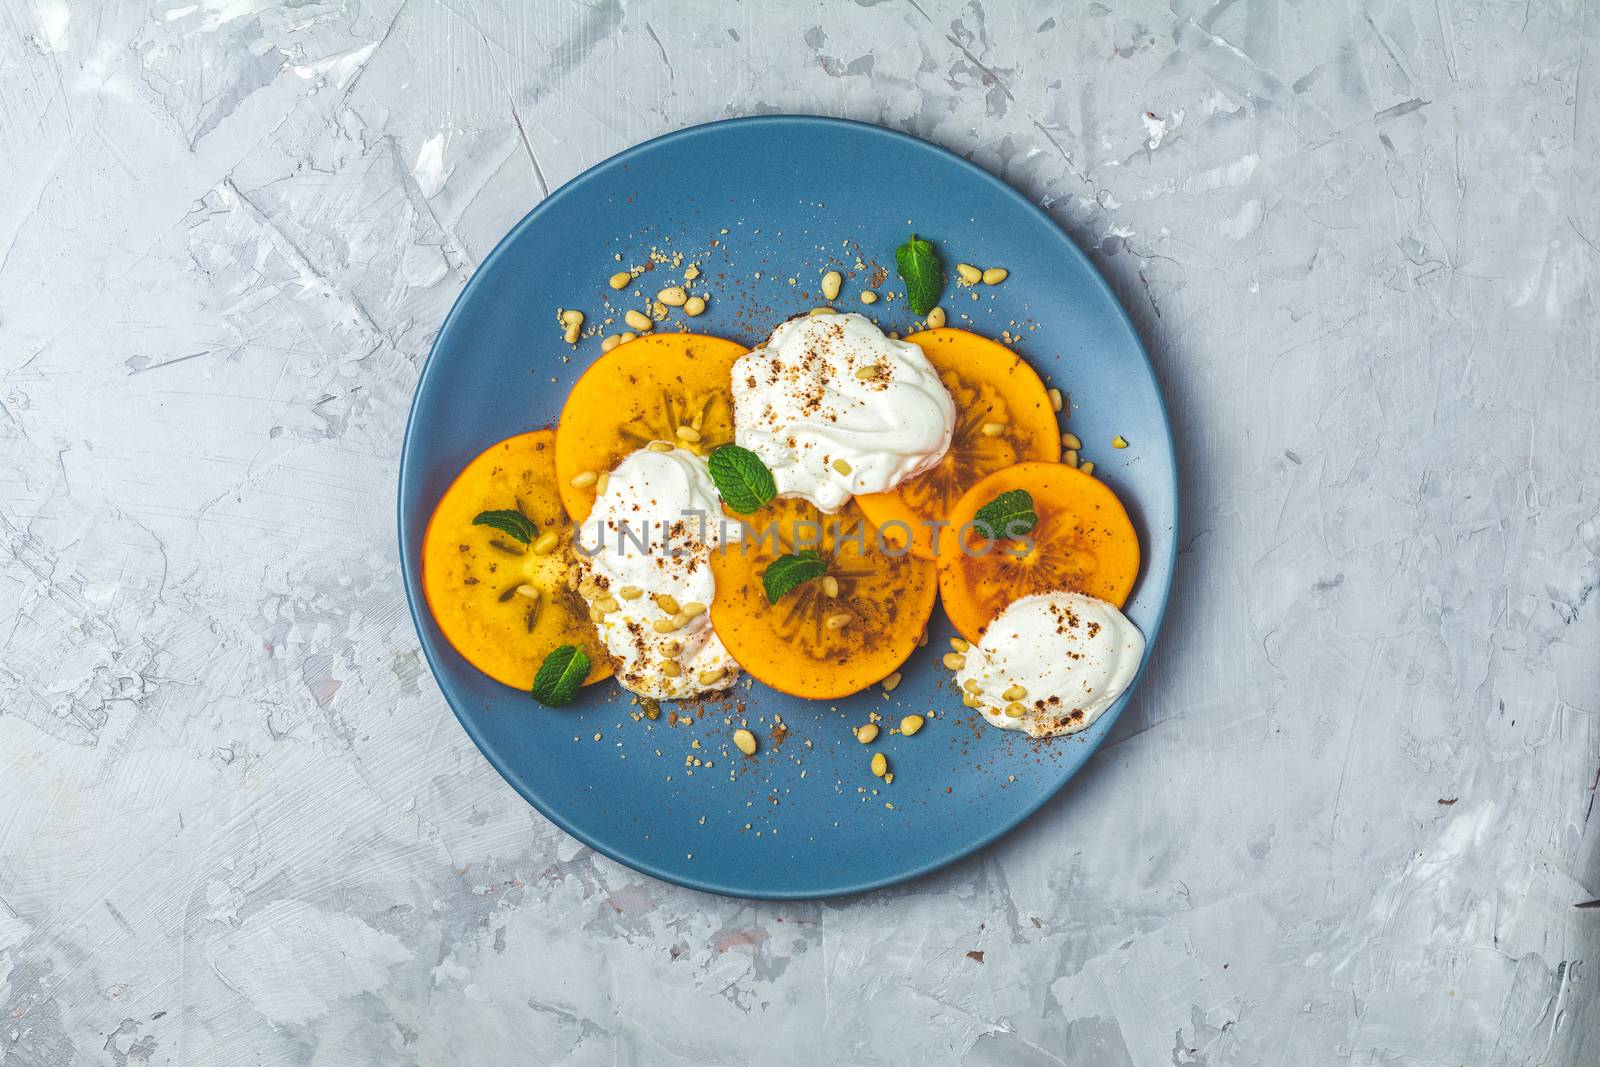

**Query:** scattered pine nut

left=980, top=421, right=1006, bottom=437
left=854, top=364, right=884, bottom=380
left=1112, top=435, right=1128, bottom=449
left=859, top=290, right=877, bottom=305
left=981, top=267, right=1009, bottom=285
left=1063, top=449, right=1079, bottom=467
left=962, top=678, right=982, bottom=694
left=679, top=601, right=707, bottom=619
left=624, top=309, right=654, bottom=332
left=601, top=335, right=622, bottom=352
left=660, top=660, right=683, bottom=677
left=1061, top=432, right=1081, bottom=450
left=515, top=584, right=540, bottom=599
left=950, top=637, right=970, bottom=652
left=684, top=295, right=707, bottom=316
left=661, top=638, right=684, bottom=655
left=651, top=618, right=680, bottom=634
left=820, top=270, right=843, bottom=300
left=560, top=309, right=584, bottom=326
left=856, top=723, right=880, bottom=744
left=821, top=575, right=840, bottom=597
left=698, top=667, right=726, bottom=686
left=675, top=425, right=702, bottom=443
left=962, top=693, right=982, bottom=708
left=882, top=672, right=902, bottom=693
left=654, top=593, right=681, bottom=615
left=733, top=729, right=758, bottom=756
left=832, top=458, right=852, bottom=475
left=1004, top=702, right=1027, bottom=719
left=569, top=470, right=598, bottom=488
left=809, top=306, right=838, bottom=315
left=942, top=652, right=967, bottom=671
left=1048, top=388, right=1063, bottom=412
left=595, top=472, right=610, bottom=495
left=593, top=596, right=619, bottom=614
left=646, top=440, right=674, bottom=453
left=531, top=531, right=560, bottom=555
left=926, top=306, right=947, bottom=328
left=1002, top=683, right=1028, bottom=701
left=608, top=272, right=631, bottom=290
left=900, top=714, right=925, bottom=736
left=824, top=612, right=853, bottom=630
left=955, top=263, right=982, bottom=285
left=618, top=331, right=637, bottom=343
left=619, top=585, right=644, bottom=600
left=1080, top=460, right=1096, bottom=476
left=870, top=752, right=888, bottom=778
left=657, top=285, right=688, bottom=307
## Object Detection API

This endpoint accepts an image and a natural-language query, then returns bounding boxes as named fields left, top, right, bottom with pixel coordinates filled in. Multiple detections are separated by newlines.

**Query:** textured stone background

left=2, top=1, right=1597, bottom=1064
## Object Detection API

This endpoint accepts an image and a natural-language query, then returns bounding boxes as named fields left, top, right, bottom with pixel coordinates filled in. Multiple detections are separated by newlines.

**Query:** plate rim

left=397, top=114, right=1180, bottom=900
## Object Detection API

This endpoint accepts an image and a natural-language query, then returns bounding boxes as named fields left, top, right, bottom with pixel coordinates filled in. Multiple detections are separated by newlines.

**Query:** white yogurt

left=731, top=312, right=955, bottom=512
left=955, top=591, right=1145, bottom=738
left=577, top=447, right=739, bottom=699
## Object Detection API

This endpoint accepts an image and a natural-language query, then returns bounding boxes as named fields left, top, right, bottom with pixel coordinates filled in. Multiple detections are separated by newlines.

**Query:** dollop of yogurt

left=576, top=447, right=740, bottom=699
left=955, top=591, right=1145, bottom=738
left=731, top=312, right=955, bottom=512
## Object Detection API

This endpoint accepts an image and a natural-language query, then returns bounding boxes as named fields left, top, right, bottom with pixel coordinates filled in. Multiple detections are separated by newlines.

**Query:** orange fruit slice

left=856, top=328, right=1060, bottom=559
left=937, top=461, right=1140, bottom=644
left=422, top=430, right=611, bottom=690
left=709, top=499, right=937, bottom=699
left=555, top=332, right=749, bottom=521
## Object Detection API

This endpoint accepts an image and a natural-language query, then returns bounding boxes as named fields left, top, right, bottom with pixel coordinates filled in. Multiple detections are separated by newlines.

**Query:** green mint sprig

left=895, top=233, right=944, bottom=316
left=473, top=509, right=538, bottom=544
left=972, top=489, right=1037, bottom=540
left=531, top=645, right=590, bottom=706
left=762, top=549, right=828, bottom=604
left=707, top=444, right=777, bottom=514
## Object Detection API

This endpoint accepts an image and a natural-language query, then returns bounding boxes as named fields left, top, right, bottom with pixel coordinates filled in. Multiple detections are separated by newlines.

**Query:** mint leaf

left=762, top=549, right=828, bottom=604
left=707, top=444, right=777, bottom=514
left=972, top=489, right=1037, bottom=540
left=895, top=233, right=943, bottom=316
left=473, top=509, right=539, bottom=544
left=531, top=645, right=590, bottom=706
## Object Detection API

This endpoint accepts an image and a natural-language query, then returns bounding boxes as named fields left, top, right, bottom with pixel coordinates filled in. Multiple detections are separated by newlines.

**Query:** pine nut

left=601, top=335, right=622, bottom=352
left=651, top=617, right=680, bottom=634
left=963, top=679, right=982, bottom=694
left=1004, top=702, right=1027, bottom=719
left=980, top=421, right=1006, bottom=437
left=618, top=585, right=643, bottom=600
left=956, top=263, right=982, bottom=285
left=680, top=601, right=707, bottom=619
left=832, top=458, right=852, bottom=475
left=950, top=637, right=970, bottom=652
left=917, top=630, right=929, bottom=647
left=698, top=667, right=726, bottom=686
left=531, top=531, right=559, bottom=555
left=588, top=605, right=605, bottom=623
left=821, top=575, right=839, bottom=598
left=820, top=270, right=842, bottom=300
left=624, top=309, right=654, bottom=331
left=926, top=306, right=946, bottom=328
left=1063, top=449, right=1079, bottom=467
left=661, top=638, right=683, bottom=655
left=870, top=752, right=888, bottom=778
left=962, top=693, right=981, bottom=708
left=1080, top=460, right=1095, bottom=476
left=619, top=331, right=637, bottom=342
left=647, top=440, right=674, bottom=453
left=859, top=290, right=877, bottom=305
left=608, top=272, right=631, bottom=290
left=570, top=470, right=598, bottom=488
left=882, top=672, right=902, bottom=693
left=824, top=612, right=852, bottom=630
left=1112, top=435, right=1128, bottom=449
left=595, top=472, right=609, bottom=495
left=1048, top=388, right=1064, bottom=412
left=942, top=652, right=967, bottom=671
left=560, top=309, right=583, bottom=326
left=854, top=364, right=883, bottom=380
left=982, top=267, right=1008, bottom=285
left=1002, top=684, right=1028, bottom=701
left=856, top=723, right=879, bottom=744
left=733, top=728, right=757, bottom=756
left=515, top=584, right=539, bottom=599
left=684, top=295, right=706, bottom=316
left=657, top=286, right=688, bottom=307
left=1061, top=432, right=1081, bottom=450
left=594, top=596, right=620, bottom=614
left=654, top=593, right=681, bottom=615
left=900, top=714, right=924, bottom=736
left=660, top=660, right=682, bottom=677
left=809, top=307, right=837, bottom=315
left=675, top=425, right=702, bottom=443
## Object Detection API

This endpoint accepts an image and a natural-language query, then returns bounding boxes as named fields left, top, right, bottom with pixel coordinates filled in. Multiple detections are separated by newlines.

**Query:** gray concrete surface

left=1, top=1, right=1596, bottom=1063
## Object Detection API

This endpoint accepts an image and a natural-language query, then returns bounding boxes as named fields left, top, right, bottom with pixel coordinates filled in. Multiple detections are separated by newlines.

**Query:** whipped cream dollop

left=731, top=312, right=955, bottom=512
left=576, top=447, right=740, bottom=699
left=955, top=591, right=1145, bottom=739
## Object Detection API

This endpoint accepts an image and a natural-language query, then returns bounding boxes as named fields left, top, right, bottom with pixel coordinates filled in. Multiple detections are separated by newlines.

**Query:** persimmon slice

left=422, top=430, right=611, bottom=690
left=555, top=332, right=749, bottom=521
left=857, top=328, right=1060, bottom=559
left=709, top=499, right=937, bottom=699
left=937, top=461, right=1140, bottom=644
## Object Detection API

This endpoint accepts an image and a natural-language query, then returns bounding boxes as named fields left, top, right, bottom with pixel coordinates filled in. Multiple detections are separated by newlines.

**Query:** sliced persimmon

left=422, top=430, right=611, bottom=690
left=937, top=461, right=1140, bottom=644
left=555, top=332, right=749, bottom=521
left=709, top=499, right=937, bottom=699
left=857, top=328, right=1060, bottom=559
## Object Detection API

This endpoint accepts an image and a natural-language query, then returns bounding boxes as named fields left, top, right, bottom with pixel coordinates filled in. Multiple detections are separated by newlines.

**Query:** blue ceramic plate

left=399, top=116, right=1176, bottom=899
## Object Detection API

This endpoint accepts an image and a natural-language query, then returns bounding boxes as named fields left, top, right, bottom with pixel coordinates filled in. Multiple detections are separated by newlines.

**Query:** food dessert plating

left=422, top=230, right=1151, bottom=788
left=730, top=312, right=955, bottom=513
